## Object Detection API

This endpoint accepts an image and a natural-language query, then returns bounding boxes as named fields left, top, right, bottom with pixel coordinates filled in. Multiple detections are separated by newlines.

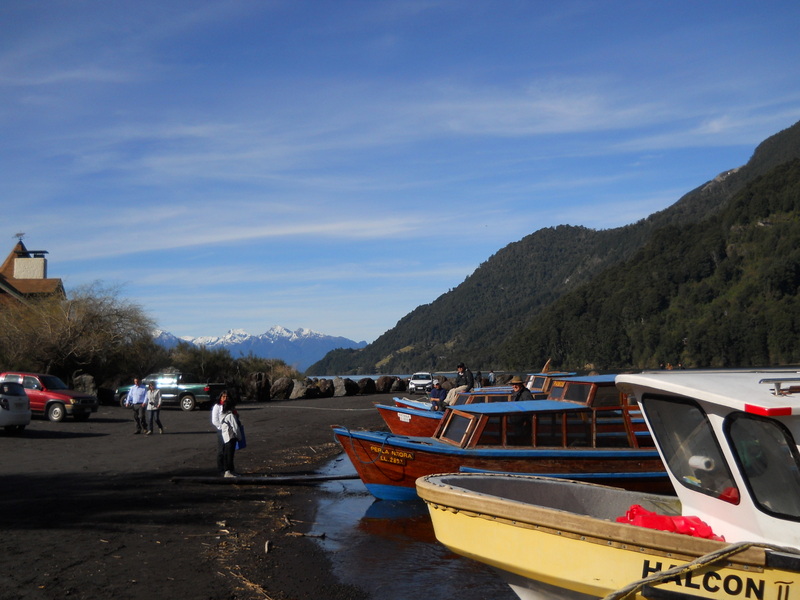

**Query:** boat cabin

left=433, top=399, right=650, bottom=450
left=617, top=371, right=800, bottom=547
left=524, top=371, right=576, bottom=394
left=450, top=372, right=581, bottom=405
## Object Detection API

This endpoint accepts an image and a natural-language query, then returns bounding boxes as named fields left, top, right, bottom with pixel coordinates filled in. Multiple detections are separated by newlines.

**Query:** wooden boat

left=393, top=371, right=577, bottom=411
left=374, top=402, right=444, bottom=437
left=379, top=373, right=629, bottom=438
left=333, top=396, right=668, bottom=501
left=417, top=370, right=800, bottom=600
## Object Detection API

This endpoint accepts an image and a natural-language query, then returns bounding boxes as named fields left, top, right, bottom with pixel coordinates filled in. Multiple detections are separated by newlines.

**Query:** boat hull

left=417, top=473, right=796, bottom=600
left=375, top=403, right=442, bottom=436
left=333, top=427, right=670, bottom=500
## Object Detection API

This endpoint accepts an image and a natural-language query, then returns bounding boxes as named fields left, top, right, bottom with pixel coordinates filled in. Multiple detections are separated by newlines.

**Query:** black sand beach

left=0, top=393, right=392, bottom=599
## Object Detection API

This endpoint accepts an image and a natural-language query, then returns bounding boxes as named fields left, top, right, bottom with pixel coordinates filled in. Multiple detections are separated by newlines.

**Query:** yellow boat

left=417, top=370, right=800, bottom=600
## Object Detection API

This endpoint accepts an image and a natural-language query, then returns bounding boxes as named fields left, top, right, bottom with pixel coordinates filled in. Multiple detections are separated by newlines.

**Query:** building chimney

left=14, top=250, right=48, bottom=279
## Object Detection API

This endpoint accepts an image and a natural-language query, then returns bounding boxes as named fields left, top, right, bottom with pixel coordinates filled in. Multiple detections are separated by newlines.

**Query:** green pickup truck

left=116, top=372, right=226, bottom=411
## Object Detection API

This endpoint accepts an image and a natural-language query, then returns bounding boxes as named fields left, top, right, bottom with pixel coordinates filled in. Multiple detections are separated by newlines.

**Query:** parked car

left=115, top=372, right=226, bottom=411
left=408, top=372, right=435, bottom=394
left=0, top=380, right=31, bottom=433
left=0, top=372, right=99, bottom=422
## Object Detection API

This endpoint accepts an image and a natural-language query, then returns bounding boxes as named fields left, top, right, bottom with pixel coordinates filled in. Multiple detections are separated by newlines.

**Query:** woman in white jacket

left=145, top=382, right=164, bottom=435
left=220, top=398, right=241, bottom=477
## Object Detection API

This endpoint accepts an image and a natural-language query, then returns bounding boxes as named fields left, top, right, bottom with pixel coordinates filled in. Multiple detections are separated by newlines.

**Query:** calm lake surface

left=309, top=455, right=517, bottom=600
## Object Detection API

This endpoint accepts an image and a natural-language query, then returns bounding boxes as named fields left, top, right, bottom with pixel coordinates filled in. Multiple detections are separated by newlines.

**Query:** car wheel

left=74, top=413, right=91, bottom=421
left=118, top=394, right=128, bottom=408
left=180, top=395, right=196, bottom=411
left=47, top=403, right=66, bottom=422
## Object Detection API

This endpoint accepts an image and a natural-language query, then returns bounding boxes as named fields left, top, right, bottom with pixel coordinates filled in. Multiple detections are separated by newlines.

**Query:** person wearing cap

left=510, top=375, right=534, bottom=402
left=429, top=380, right=447, bottom=411
left=444, top=362, right=474, bottom=405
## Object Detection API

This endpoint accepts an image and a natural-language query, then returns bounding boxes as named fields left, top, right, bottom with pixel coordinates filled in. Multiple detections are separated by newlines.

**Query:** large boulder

left=72, top=374, right=97, bottom=395
left=357, top=377, right=377, bottom=395
left=496, top=374, right=513, bottom=386
left=333, top=377, right=359, bottom=397
left=375, top=376, right=395, bottom=393
left=290, top=379, right=322, bottom=400
left=317, top=378, right=335, bottom=398
left=270, top=377, right=294, bottom=400
left=390, top=377, right=406, bottom=393
left=244, top=372, right=270, bottom=402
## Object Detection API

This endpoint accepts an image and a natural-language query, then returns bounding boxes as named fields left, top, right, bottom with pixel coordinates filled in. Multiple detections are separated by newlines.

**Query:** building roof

left=0, top=241, right=65, bottom=302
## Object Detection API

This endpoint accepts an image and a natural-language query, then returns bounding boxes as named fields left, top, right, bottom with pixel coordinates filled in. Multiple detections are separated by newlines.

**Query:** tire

left=118, top=394, right=128, bottom=408
left=47, top=403, right=66, bottom=423
left=180, top=395, right=196, bottom=411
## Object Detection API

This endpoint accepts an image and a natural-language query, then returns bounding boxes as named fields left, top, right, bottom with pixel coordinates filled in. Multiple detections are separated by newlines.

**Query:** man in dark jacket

left=509, top=375, right=534, bottom=402
left=444, top=362, right=474, bottom=405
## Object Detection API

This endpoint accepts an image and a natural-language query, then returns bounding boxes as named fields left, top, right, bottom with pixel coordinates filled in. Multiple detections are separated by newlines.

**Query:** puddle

left=309, top=455, right=517, bottom=600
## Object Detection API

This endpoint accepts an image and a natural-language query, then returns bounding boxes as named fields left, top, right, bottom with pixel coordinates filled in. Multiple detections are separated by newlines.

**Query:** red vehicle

left=0, top=372, right=99, bottom=422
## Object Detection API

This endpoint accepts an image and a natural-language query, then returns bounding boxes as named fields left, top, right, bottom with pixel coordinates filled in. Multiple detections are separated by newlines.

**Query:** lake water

left=309, top=455, right=517, bottom=600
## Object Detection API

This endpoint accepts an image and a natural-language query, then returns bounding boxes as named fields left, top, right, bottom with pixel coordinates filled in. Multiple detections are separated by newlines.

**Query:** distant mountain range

left=308, top=119, right=800, bottom=375
left=153, top=326, right=367, bottom=372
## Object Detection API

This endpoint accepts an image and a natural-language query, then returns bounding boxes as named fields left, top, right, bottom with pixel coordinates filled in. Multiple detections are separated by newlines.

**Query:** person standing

left=211, top=391, right=228, bottom=475
left=125, top=377, right=147, bottom=434
left=488, top=370, right=496, bottom=385
left=220, top=398, right=241, bottom=478
left=444, top=362, right=474, bottom=406
left=145, top=381, right=164, bottom=435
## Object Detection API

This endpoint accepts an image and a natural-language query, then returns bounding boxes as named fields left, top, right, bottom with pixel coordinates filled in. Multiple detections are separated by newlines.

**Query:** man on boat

left=509, top=375, right=534, bottom=402
left=444, top=362, right=474, bottom=405
left=430, top=380, right=447, bottom=411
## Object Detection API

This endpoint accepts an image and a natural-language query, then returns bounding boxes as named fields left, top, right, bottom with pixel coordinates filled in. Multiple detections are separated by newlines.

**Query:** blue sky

left=2, top=1, right=800, bottom=343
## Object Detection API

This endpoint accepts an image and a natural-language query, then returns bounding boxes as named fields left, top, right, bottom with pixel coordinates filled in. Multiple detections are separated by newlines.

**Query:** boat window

left=548, top=382, right=566, bottom=400
left=727, top=414, right=800, bottom=519
left=439, top=412, right=474, bottom=447
left=563, top=383, right=591, bottom=404
left=592, top=386, right=622, bottom=408
left=475, top=416, right=503, bottom=445
left=529, top=376, right=547, bottom=390
left=641, top=396, right=738, bottom=503
left=505, top=415, right=532, bottom=446
left=488, top=394, right=511, bottom=403
left=532, top=412, right=572, bottom=447
left=453, top=393, right=473, bottom=405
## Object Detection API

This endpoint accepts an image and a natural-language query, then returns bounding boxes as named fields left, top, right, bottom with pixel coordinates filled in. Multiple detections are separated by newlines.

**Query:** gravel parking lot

left=0, top=394, right=387, bottom=600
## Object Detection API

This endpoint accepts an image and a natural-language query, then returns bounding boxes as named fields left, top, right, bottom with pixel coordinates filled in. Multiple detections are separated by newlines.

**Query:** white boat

left=416, top=370, right=800, bottom=600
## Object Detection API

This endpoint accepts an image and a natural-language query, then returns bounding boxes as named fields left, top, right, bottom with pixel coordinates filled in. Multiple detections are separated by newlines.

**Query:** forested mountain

left=307, top=120, right=800, bottom=375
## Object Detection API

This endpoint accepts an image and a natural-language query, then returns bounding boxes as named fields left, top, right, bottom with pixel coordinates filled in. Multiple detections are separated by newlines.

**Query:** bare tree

left=0, top=282, right=156, bottom=382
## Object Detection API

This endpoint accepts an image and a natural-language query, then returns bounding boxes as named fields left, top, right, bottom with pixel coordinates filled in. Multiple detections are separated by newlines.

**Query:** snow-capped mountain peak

left=153, top=326, right=366, bottom=371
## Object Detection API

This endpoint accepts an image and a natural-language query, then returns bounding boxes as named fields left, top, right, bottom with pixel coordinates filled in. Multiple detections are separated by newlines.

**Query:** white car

left=0, top=380, right=31, bottom=433
left=408, top=372, right=435, bottom=394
